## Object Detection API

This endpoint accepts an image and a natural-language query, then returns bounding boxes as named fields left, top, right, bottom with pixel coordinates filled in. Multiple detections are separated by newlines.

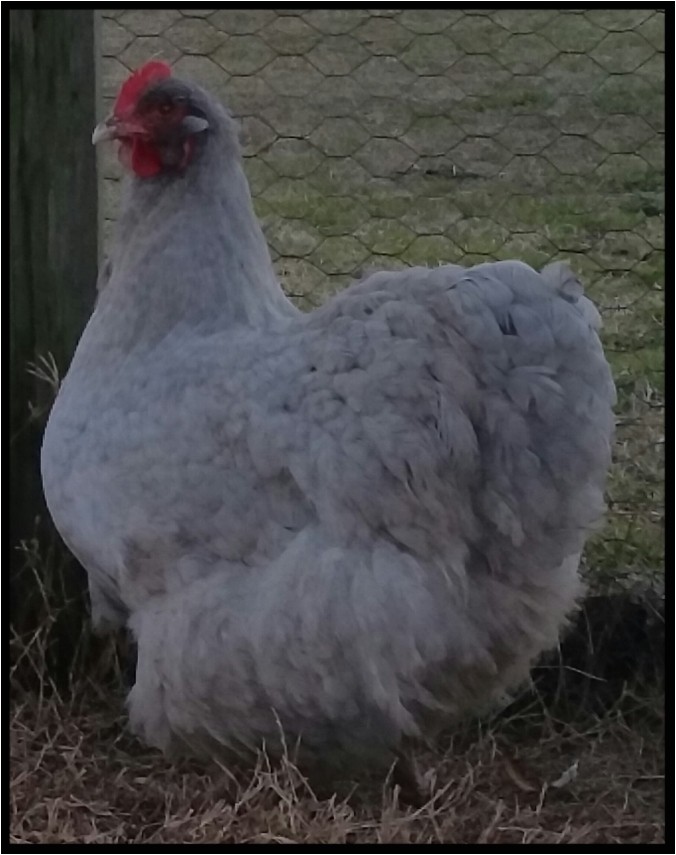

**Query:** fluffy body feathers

left=42, top=68, right=615, bottom=774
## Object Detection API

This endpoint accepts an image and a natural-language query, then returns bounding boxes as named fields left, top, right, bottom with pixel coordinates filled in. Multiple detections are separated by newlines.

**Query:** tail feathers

left=541, top=261, right=602, bottom=330
left=541, top=261, right=583, bottom=300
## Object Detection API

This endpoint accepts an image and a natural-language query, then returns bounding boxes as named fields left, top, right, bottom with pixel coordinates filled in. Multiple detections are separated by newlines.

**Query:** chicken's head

left=93, top=61, right=211, bottom=179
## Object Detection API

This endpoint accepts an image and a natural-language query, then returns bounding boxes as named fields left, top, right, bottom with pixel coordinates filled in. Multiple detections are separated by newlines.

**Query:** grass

left=9, top=668, right=665, bottom=844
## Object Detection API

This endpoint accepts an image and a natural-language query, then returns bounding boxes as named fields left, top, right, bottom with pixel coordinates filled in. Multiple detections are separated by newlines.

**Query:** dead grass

left=9, top=686, right=664, bottom=845
left=9, top=602, right=665, bottom=851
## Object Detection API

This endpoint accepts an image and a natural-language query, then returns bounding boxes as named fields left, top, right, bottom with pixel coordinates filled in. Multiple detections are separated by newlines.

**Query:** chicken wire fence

left=98, top=8, right=664, bottom=593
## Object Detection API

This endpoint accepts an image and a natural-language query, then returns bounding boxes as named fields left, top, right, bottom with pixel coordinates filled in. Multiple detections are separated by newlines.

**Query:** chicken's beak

left=92, top=115, right=148, bottom=145
left=92, top=116, right=119, bottom=145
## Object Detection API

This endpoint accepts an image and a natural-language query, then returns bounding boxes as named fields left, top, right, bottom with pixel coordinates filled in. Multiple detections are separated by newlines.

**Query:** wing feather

left=260, top=260, right=615, bottom=581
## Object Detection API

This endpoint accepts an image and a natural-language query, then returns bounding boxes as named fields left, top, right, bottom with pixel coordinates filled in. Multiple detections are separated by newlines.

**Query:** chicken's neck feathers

left=100, top=138, right=297, bottom=348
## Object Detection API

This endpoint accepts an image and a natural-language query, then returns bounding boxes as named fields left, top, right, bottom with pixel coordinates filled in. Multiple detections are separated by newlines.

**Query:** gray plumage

left=41, top=71, right=615, bottom=775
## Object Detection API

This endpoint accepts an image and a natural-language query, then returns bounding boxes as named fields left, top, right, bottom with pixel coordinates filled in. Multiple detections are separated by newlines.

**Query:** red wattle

left=130, top=138, right=163, bottom=178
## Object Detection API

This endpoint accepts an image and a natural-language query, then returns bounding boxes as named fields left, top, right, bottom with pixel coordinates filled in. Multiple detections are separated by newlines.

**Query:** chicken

left=41, top=62, right=615, bottom=780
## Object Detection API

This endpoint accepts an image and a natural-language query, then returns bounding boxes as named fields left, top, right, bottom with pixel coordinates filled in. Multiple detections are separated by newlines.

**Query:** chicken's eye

left=159, top=103, right=174, bottom=116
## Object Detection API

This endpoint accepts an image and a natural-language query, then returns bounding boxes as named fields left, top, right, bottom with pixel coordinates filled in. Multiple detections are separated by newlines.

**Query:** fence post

left=9, top=11, right=98, bottom=604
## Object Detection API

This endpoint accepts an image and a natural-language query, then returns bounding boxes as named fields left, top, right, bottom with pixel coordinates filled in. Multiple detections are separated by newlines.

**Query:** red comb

left=114, top=61, right=172, bottom=116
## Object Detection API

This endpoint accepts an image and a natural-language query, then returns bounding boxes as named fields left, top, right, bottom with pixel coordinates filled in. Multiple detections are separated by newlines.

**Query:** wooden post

left=9, top=11, right=98, bottom=625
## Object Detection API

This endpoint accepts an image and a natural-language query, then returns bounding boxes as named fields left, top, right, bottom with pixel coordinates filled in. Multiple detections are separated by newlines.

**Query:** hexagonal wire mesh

left=99, top=9, right=664, bottom=593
